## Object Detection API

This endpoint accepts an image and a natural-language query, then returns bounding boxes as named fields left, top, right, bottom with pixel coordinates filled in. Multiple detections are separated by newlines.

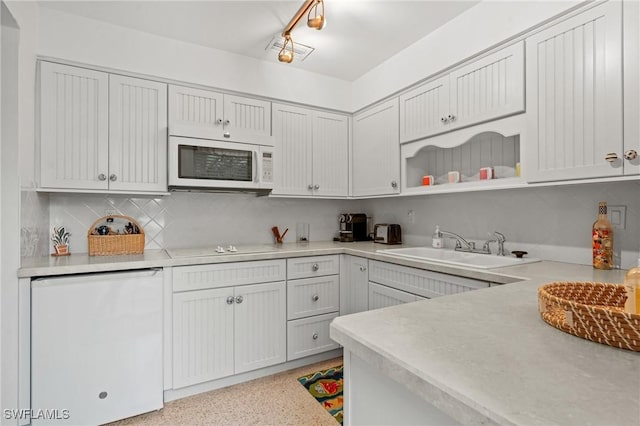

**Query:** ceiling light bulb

left=307, top=0, right=326, bottom=30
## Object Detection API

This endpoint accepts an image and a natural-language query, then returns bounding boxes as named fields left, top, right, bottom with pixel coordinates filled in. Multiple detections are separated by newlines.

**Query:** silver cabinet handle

left=216, top=118, right=223, bottom=125
left=224, top=132, right=230, bottom=138
left=391, top=180, right=398, bottom=189
left=226, top=296, right=234, bottom=305
left=109, top=174, right=117, bottom=181
left=605, top=152, right=619, bottom=163
left=359, top=266, right=367, bottom=272
left=312, top=294, right=319, bottom=302
left=235, top=295, right=243, bottom=304
left=98, top=174, right=106, bottom=181
left=440, top=116, right=448, bottom=123
left=447, top=114, right=456, bottom=122
left=98, top=391, right=108, bottom=399
left=307, top=184, right=313, bottom=190
left=312, top=333, right=319, bottom=340
left=224, top=119, right=231, bottom=126
left=314, top=184, right=320, bottom=190
left=312, top=263, right=319, bottom=271
left=624, top=150, right=638, bottom=160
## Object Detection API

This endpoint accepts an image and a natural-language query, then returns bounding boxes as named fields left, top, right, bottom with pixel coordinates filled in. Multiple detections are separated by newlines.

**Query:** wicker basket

left=87, top=215, right=145, bottom=256
left=538, top=281, right=640, bottom=352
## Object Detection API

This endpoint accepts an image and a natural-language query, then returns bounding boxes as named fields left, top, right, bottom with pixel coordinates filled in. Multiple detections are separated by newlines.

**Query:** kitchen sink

left=376, top=247, right=540, bottom=269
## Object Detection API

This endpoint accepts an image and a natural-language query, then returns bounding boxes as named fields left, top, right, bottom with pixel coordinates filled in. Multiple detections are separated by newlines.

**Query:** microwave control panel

left=261, top=152, right=273, bottom=183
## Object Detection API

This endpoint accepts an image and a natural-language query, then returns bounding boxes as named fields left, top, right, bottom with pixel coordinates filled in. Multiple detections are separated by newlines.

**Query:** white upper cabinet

left=525, top=1, right=623, bottom=182
left=39, top=62, right=168, bottom=192
left=108, top=75, right=168, bottom=192
left=272, top=103, right=348, bottom=197
left=39, top=62, right=110, bottom=190
left=168, top=85, right=272, bottom=145
left=400, top=42, right=524, bottom=143
left=352, top=98, right=400, bottom=197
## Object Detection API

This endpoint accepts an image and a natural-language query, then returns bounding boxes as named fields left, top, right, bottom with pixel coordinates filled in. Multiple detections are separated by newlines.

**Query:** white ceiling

left=39, top=1, right=480, bottom=81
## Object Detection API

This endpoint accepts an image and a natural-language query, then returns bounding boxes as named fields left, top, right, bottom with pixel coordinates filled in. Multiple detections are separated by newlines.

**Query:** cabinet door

left=271, top=103, right=313, bottom=195
left=526, top=1, right=623, bottom=182
left=172, top=288, right=235, bottom=388
left=39, top=61, right=109, bottom=190
left=312, top=111, right=349, bottom=197
left=623, top=0, right=640, bottom=176
left=168, top=85, right=223, bottom=139
left=341, top=256, right=369, bottom=315
left=399, top=75, right=450, bottom=142
left=234, top=281, right=286, bottom=374
left=109, top=75, right=168, bottom=192
left=352, top=98, right=400, bottom=197
left=449, top=41, right=525, bottom=130
left=368, top=282, right=418, bottom=310
left=223, top=94, right=272, bottom=145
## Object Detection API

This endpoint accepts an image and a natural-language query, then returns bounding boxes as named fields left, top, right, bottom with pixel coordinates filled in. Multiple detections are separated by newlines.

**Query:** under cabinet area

left=286, top=256, right=341, bottom=360
left=271, top=103, right=349, bottom=197
left=525, top=1, right=625, bottom=182
left=168, top=85, right=272, bottom=145
left=38, top=61, right=168, bottom=193
left=171, top=260, right=287, bottom=389
left=352, top=98, right=401, bottom=197
left=399, top=41, right=524, bottom=143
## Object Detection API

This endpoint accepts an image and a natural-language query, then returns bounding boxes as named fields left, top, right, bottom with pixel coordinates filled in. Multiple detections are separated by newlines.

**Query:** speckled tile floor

left=109, top=357, right=342, bottom=426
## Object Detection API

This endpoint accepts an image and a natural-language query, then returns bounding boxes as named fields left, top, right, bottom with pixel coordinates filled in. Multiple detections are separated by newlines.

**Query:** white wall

left=363, top=181, right=640, bottom=269
left=351, top=0, right=582, bottom=111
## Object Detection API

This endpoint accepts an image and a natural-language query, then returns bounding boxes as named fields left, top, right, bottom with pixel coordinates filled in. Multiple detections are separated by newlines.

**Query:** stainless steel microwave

left=168, top=136, right=274, bottom=192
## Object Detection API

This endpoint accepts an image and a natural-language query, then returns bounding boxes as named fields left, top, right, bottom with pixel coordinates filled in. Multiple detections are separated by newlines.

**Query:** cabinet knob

left=235, top=295, right=244, bottom=304
left=224, top=119, right=231, bottom=126
left=312, top=263, right=319, bottom=271
left=312, top=294, right=319, bottom=302
left=307, top=184, right=314, bottom=190
left=447, top=114, right=456, bottom=122
left=391, top=180, right=398, bottom=189
left=314, top=184, right=320, bottom=190
left=109, top=174, right=117, bottom=181
left=226, top=296, right=234, bottom=305
left=605, top=152, right=619, bottom=163
left=98, top=391, right=108, bottom=400
left=312, top=333, right=319, bottom=340
left=360, top=266, right=367, bottom=272
left=440, top=116, right=449, bottom=123
left=216, top=118, right=223, bottom=125
left=224, top=132, right=231, bottom=138
left=98, top=174, right=106, bottom=181
left=624, top=150, right=638, bottom=160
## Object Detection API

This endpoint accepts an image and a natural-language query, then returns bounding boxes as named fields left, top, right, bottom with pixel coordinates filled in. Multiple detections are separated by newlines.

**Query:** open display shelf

left=400, top=115, right=526, bottom=195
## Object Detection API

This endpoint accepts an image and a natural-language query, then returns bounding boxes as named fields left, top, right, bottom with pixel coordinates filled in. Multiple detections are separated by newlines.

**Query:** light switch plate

left=609, top=205, right=626, bottom=230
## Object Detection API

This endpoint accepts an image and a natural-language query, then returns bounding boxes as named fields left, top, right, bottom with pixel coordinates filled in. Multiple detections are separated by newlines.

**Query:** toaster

left=373, top=224, right=402, bottom=244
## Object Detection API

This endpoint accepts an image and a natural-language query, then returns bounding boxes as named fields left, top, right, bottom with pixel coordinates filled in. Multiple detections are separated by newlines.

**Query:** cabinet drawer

left=287, top=312, right=340, bottom=361
left=287, top=276, right=340, bottom=320
left=173, top=260, right=286, bottom=292
left=369, top=260, right=489, bottom=299
left=287, top=255, right=339, bottom=279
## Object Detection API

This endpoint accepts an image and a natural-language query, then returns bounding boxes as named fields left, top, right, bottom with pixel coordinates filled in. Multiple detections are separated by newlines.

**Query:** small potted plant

left=51, top=226, right=70, bottom=256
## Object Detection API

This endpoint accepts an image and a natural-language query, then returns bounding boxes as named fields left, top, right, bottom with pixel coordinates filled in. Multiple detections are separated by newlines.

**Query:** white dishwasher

left=31, top=269, right=163, bottom=425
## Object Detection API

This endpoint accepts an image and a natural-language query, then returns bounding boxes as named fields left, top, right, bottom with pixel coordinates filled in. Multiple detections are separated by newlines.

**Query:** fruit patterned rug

left=297, top=364, right=344, bottom=424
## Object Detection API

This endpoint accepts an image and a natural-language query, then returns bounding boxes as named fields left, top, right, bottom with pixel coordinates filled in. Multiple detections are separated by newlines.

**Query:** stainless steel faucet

left=493, top=231, right=507, bottom=256
left=440, top=230, right=484, bottom=253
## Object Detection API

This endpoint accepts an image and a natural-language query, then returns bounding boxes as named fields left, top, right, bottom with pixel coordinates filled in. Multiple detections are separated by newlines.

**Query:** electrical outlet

left=609, top=205, right=626, bottom=230
left=105, top=209, right=118, bottom=216
left=407, top=210, right=415, bottom=224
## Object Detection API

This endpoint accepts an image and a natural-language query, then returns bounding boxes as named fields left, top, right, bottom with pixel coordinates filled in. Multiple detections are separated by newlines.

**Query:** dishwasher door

left=31, top=269, right=163, bottom=425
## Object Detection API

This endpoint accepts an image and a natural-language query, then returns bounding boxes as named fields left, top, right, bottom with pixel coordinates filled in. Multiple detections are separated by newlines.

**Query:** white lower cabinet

left=369, top=282, right=424, bottom=310
left=172, top=261, right=286, bottom=389
left=287, top=312, right=340, bottom=361
left=341, top=255, right=369, bottom=315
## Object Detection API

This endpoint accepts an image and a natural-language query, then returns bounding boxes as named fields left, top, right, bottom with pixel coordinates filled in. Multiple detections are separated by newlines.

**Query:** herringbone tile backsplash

left=26, top=192, right=356, bottom=255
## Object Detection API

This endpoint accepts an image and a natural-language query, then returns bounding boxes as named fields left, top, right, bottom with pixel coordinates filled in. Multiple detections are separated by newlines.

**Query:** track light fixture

left=278, top=0, right=326, bottom=63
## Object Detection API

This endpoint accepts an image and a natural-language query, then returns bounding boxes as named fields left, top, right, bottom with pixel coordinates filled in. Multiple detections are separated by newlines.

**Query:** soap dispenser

left=432, top=226, right=443, bottom=249
left=624, top=257, right=640, bottom=315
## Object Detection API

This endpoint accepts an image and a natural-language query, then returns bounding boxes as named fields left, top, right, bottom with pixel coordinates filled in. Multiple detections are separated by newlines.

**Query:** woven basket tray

left=538, top=281, right=640, bottom=352
left=87, top=215, right=145, bottom=256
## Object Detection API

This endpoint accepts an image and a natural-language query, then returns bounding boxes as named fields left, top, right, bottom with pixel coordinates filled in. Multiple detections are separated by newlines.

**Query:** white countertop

left=330, top=264, right=638, bottom=426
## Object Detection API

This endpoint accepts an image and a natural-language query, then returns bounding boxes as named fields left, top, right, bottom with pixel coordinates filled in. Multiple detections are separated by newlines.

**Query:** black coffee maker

left=338, top=214, right=368, bottom=242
